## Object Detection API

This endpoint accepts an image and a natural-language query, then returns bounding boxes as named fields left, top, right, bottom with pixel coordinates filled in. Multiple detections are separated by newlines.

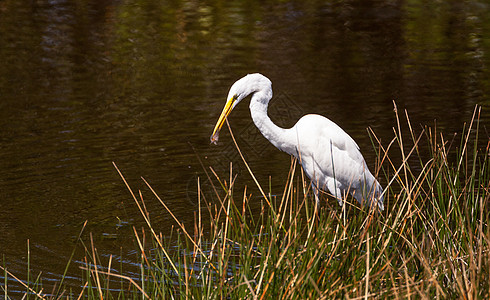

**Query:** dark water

left=1, top=0, right=489, bottom=294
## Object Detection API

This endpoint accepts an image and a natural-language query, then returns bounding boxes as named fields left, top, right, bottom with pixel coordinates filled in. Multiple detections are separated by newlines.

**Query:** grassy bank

left=2, top=106, right=490, bottom=299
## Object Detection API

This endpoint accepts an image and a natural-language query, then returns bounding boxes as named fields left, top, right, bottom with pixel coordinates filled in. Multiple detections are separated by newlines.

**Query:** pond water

left=1, top=0, right=489, bottom=294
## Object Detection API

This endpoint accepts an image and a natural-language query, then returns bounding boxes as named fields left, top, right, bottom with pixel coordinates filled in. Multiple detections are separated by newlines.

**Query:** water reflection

left=0, top=0, right=489, bottom=295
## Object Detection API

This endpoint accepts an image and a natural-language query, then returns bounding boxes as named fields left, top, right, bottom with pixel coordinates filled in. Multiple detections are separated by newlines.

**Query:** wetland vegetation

left=3, top=107, right=489, bottom=299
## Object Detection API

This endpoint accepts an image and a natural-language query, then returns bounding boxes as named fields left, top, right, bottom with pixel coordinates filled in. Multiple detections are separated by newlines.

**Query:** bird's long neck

left=249, top=92, right=296, bottom=155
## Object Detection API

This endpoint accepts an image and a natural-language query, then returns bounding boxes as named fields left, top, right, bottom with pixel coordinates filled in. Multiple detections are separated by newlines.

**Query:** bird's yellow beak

left=210, top=95, right=236, bottom=144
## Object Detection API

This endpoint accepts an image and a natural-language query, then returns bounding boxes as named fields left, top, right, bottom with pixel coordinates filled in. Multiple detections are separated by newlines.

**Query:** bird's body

left=211, top=73, right=384, bottom=211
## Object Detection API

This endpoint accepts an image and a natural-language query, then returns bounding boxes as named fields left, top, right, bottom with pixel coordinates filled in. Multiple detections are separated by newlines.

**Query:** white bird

left=210, top=73, right=384, bottom=211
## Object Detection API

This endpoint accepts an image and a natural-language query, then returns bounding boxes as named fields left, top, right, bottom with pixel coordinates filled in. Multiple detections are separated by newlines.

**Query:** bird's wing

left=290, top=114, right=368, bottom=180
left=294, top=114, right=361, bottom=157
left=291, top=114, right=382, bottom=209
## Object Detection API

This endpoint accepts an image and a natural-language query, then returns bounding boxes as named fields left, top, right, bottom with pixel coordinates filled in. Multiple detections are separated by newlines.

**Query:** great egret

left=210, top=73, right=384, bottom=211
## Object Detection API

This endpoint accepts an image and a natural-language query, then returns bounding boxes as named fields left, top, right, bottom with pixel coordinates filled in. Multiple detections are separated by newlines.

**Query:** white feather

left=212, top=73, right=384, bottom=211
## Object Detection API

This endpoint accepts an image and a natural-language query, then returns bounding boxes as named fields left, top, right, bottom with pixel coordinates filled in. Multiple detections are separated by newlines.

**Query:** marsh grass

left=2, top=105, right=489, bottom=299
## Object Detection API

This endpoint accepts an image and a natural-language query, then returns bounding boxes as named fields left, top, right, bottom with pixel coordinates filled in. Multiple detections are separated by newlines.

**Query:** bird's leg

left=312, top=184, right=320, bottom=205
left=337, top=196, right=344, bottom=208
left=326, top=179, right=343, bottom=207
left=341, top=191, right=347, bottom=226
left=311, top=183, right=320, bottom=217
